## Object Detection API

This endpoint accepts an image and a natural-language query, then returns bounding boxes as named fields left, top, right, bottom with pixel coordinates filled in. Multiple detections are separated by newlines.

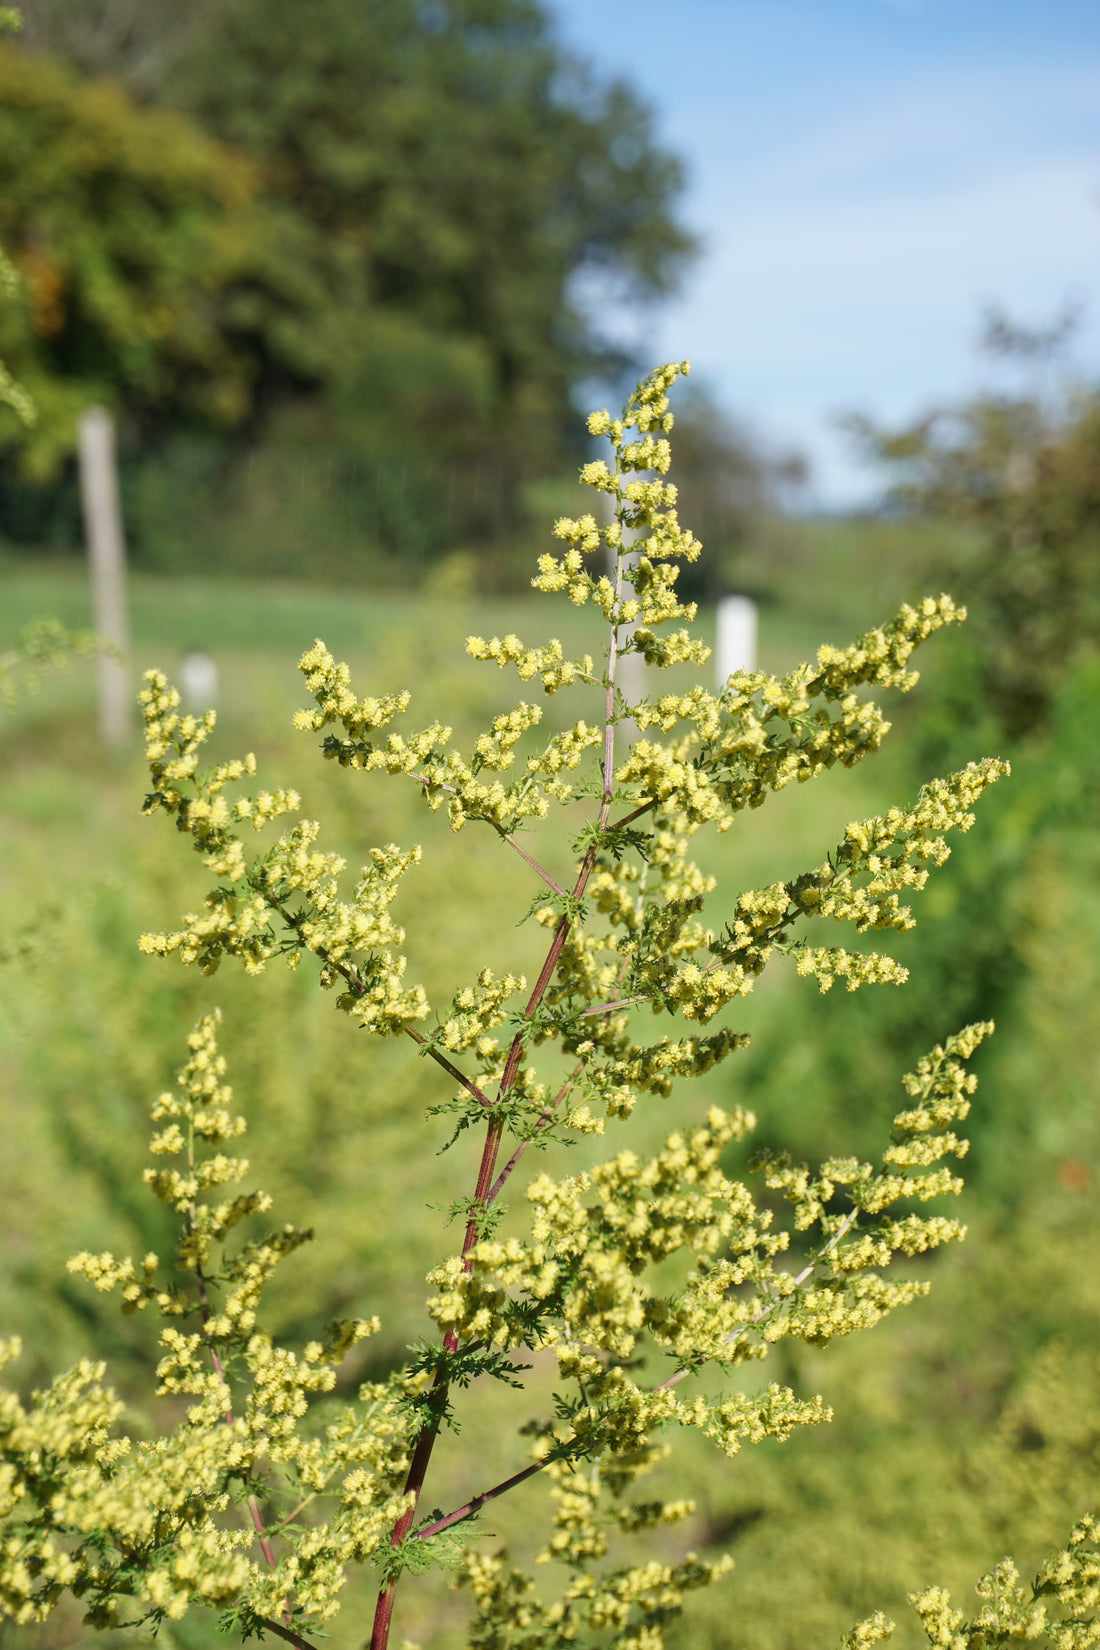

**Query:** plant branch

left=608, top=797, right=655, bottom=833
left=267, top=890, right=493, bottom=1109
left=494, top=495, right=629, bottom=1124
left=409, top=769, right=568, bottom=895
left=370, top=1112, right=506, bottom=1650
left=410, top=1209, right=869, bottom=1553
left=490, top=822, right=567, bottom=895
left=580, top=993, right=650, bottom=1017
left=195, top=1256, right=283, bottom=1578
left=251, top=1615, right=321, bottom=1650
left=412, top=1458, right=548, bottom=1541
left=485, top=1059, right=583, bottom=1205
left=402, top=1025, right=492, bottom=1108
left=268, top=1493, right=316, bottom=1535
left=655, top=1209, right=861, bottom=1392
left=484, top=955, right=646, bottom=1206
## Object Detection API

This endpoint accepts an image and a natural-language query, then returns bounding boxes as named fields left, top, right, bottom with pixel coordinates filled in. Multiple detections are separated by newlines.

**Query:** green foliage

left=17, top=0, right=211, bottom=95
left=0, top=36, right=38, bottom=437
left=847, top=371, right=1100, bottom=739
left=3, top=0, right=701, bottom=582
left=0, top=614, right=102, bottom=710
left=161, top=0, right=693, bottom=472
left=0, top=245, right=37, bottom=430
left=5, top=364, right=1088, bottom=1650
left=0, top=42, right=267, bottom=479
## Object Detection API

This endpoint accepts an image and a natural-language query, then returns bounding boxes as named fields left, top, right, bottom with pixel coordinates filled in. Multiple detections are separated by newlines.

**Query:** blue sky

left=544, top=0, right=1100, bottom=505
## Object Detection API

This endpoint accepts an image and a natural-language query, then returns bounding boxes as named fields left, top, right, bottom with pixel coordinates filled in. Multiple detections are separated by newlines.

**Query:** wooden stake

left=78, top=406, right=130, bottom=747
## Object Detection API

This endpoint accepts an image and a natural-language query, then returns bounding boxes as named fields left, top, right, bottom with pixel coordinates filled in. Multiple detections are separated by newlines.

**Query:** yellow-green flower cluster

left=294, top=639, right=602, bottom=832
left=68, top=1249, right=166, bottom=1317
left=139, top=673, right=427, bottom=1033
left=465, top=633, right=596, bottom=694
left=294, top=642, right=411, bottom=737
left=531, top=536, right=605, bottom=605
left=615, top=738, right=728, bottom=831
left=428, top=1022, right=985, bottom=1479
left=461, top=1433, right=730, bottom=1647
left=618, top=598, right=970, bottom=837
left=0, top=1333, right=413, bottom=1631
left=587, top=1030, right=752, bottom=1111
left=432, top=1018, right=986, bottom=1643
left=898, top=1515, right=1100, bottom=1648
left=793, top=946, right=909, bottom=994
left=841, top=1610, right=896, bottom=1647
left=2, top=1018, right=418, bottom=1636
left=529, top=364, right=703, bottom=683
left=0, top=1349, right=253, bottom=1627
left=462, top=1542, right=730, bottom=1650
left=142, top=1014, right=249, bottom=1214
left=427, top=969, right=527, bottom=1055
left=609, top=610, right=987, bottom=850
left=531, top=718, right=605, bottom=802
left=617, top=758, right=1008, bottom=1019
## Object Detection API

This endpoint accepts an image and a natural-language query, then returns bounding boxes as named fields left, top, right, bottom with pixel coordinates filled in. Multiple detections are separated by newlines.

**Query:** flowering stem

left=411, top=1215, right=868, bottom=1546
left=269, top=890, right=494, bottom=1107
left=486, top=1059, right=583, bottom=1204
left=370, top=505, right=634, bottom=1650
left=409, top=769, right=568, bottom=895
left=411, top=1457, right=548, bottom=1541
left=195, top=1259, right=282, bottom=1576
left=491, top=825, right=568, bottom=896
left=581, top=993, right=650, bottom=1017
left=251, top=1616, right=320, bottom=1650
left=369, top=1112, right=505, bottom=1650
left=402, top=1025, right=493, bottom=1107
left=485, top=963, right=642, bottom=1206
left=608, top=798, right=655, bottom=832
left=655, top=1209, right=861, bottom=1393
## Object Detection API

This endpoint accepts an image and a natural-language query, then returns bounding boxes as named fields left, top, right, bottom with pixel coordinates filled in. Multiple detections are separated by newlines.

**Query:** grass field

left=0, top=543, right=926, bottom=925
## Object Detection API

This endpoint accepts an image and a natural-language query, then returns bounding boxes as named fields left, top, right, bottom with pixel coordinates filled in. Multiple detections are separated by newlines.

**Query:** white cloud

left=646, top=67, right=1100, bottom=502
left=560, top=13, right=1100, bottom=505
left=684, top=61, right=1100, bottom=208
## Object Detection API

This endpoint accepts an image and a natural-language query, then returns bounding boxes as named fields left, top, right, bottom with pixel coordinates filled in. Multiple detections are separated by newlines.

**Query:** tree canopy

left=848, top=370, right=1100, bottom=736
left=0, top=42, right=266, bottom=478
left=3, top=0, right=697, bottom=573
left=159, top=0, right=695, bottom=472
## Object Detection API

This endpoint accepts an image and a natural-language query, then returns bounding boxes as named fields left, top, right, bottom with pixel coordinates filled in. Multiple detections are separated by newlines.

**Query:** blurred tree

left=4, top=0, right=696, bottom=576
left=16, top=0, right=224, bottom=96
left=0, top=43, right=269, bottom=479
left=845, top=310, right=1100, bottom=737
left=0, top=5, right=37, bottom=434
left=157, top=0, right=694, bottom=477
left=665, top=379, right=808, bottom=604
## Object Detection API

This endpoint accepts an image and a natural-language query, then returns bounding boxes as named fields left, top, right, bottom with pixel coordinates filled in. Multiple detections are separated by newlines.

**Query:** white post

left=180, top=650, right=218, bottom=711
left=716, top=594, right=757, bottom=684
left=78, top=407, right=131, bottom=748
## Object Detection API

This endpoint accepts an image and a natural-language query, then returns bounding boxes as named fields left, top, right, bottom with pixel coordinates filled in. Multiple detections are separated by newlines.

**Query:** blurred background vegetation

left=0, top=2, right=1097, bottom=1648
